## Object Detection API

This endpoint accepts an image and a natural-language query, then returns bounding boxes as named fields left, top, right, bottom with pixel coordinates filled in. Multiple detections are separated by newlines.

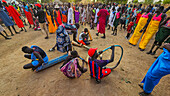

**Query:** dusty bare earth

left=0, top=24, right=170, bottom=96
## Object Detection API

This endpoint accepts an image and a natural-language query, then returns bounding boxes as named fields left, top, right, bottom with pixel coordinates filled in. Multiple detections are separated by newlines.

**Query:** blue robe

left=0, top=8, right=14, bottom=27
left=141, top=48, right=170, bottom=93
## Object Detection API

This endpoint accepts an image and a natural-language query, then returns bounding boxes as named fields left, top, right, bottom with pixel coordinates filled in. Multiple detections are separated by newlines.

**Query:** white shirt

left=67, top=8, right=73, bottom=24
left=79, top=32, right=84, bottom=41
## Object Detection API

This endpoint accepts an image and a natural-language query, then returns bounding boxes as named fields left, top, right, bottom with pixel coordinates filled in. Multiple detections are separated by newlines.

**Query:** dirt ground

left=0, top=24, right=169, bottom=96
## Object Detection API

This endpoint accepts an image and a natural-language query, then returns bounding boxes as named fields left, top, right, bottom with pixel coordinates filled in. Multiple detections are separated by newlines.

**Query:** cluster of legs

left=23, top=19, right=28, bottom=26
left=0, top=30, right=11, bottom=39
left=1, top=25, right=28, bottom=39
left=120, top=23, right=126, bottom=31
left=107, top=25, right=113, bottom=31
left=28, top=22, right=35, bottom=29
left=96, top=33, right=106, bottom=39
left=20, top=27, right=27, bottom=32
left=39, top=23, right=49, bottom=39
left=126, top=32, right=131, bottom=39
left=7, top=25, right=20, bottom=36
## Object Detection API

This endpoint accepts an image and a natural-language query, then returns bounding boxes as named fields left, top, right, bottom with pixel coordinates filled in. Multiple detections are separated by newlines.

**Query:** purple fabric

left=89, top=57, right=109, bottom=68
left=95, top=59, right=109, bottom=67
left=75, top=11, right=80, bottom=23
left=60, top=58, right=82, bottom=78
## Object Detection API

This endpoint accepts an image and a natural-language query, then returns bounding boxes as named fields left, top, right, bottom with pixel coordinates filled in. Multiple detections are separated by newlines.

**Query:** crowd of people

left=0, top=0, right=170, bottom=96
left=0, top=1, right=169, bottom=51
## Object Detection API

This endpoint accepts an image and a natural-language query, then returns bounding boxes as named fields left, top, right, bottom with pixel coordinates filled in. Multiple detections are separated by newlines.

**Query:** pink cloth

left=141, top=12, right=150, bottom=18
left=152, top=13, right=162, bottom=21
left=116, top=12, right=120, bottom=19
left=97, top=23, right=99, bottom=31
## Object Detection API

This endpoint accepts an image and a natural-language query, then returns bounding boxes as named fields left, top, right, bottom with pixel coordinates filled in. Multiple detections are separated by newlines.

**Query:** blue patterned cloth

left=56, top=24, right=77, bottom=53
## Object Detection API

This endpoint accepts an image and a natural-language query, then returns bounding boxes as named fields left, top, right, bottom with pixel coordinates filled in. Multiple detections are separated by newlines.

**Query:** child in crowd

left=78, top=28, right=90, bottom=45
left=126, top=17, right=135, bottom=39
left=120, top=11, right=126, bottom=31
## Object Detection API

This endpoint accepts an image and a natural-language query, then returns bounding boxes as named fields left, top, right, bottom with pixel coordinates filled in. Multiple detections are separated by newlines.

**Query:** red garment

left=35, top=4, right=41, bottom=8
left=23, top=8, right=34, bottom=25
left=78, top=40, right=86, bottom=45
left=2, top=0, right=7, bottom=3
left=135, top=13, right=142, bottom=24
left=132, top=8, right=136, bottom=13
left=102, top=68, right=111, bottom=78
left=6, top=5, right=24, bottom=28
left=56, top=10, right=62, bottom=26
left=127, top=22, right=134, bottom=33
left=88, top=48, right=98, bottom=57
left=97, top=9, right=109, bottom=34
left=74, top=6, right=75, bottom=11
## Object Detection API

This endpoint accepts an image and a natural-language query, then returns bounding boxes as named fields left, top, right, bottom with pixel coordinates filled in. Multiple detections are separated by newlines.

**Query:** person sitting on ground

left=49, top=23, right=80, bottom=53
left=22, top=45, right=49, bottom=71
left=88, top=46, right=115, bottom=79
left=60, top=51, right=87, bottom=74
left=78, top=28, right=90, bottom=45
left=138, top=43, right=170, bottom=96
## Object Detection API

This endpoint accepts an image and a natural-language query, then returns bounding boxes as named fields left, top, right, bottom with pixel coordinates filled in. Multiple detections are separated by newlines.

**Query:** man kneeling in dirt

left=49, top=23, right=80, bottom=53
left=22, top=45, right=49, bottom=71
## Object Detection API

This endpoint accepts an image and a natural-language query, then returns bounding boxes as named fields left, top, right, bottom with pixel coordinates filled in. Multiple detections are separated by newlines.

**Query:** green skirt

left=113, top=18, right=120, bottom=27
left=155, top=27, right=170, bottom=43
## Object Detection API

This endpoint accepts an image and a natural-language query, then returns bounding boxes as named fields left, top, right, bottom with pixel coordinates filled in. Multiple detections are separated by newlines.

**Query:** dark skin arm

left=94, top=46, right=115, bottom=67
left=97, top=46, right=115, bottom=63
left=35, top=10, right=39, bottom=17
left=24, top=54, right=31, bottom=59
left=160, top=17, right=169, bottom=26
left=163, top=43, right=170, bottom=52
left=72, top=30, right=80, bottom=44
left=33, top=52, right=44, bottom=69
left=60, top=55, right=72, bottom=69
left=54, top=11, right=59, bottom=25
left=108, top=46, right=115, bottom=63
left=140, top=13, right=153, bottom=33
left=159, top=13, right=166, bottom=25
